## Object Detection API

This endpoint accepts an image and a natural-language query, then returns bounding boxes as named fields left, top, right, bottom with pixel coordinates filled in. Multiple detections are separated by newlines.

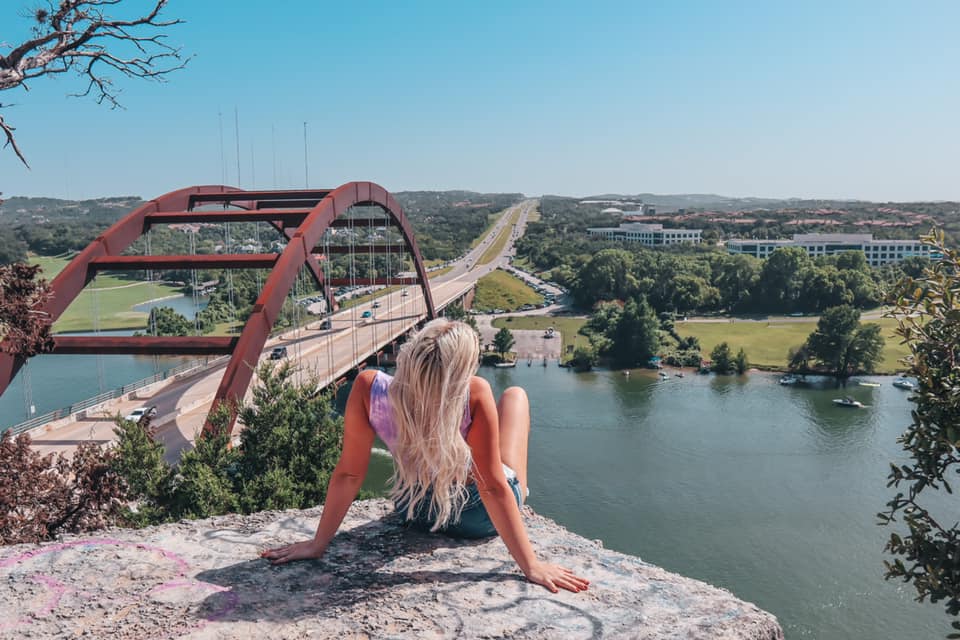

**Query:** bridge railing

left=5, top=356, right=228, bottom=436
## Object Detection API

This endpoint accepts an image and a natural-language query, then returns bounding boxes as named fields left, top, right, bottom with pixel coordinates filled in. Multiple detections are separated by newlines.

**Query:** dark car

left=318, top=319, right=332, bottom=330
left=269, top=346, right=288, bottom=359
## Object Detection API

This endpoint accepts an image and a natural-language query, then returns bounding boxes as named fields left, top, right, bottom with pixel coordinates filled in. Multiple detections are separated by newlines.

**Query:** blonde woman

left=261, top=318, right=589, bottom=593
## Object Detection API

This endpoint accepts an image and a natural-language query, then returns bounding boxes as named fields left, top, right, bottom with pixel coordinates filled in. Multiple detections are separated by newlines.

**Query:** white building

left=587, top=222, right=702, bottom=246
left=726, top=233, right=935, bottom=267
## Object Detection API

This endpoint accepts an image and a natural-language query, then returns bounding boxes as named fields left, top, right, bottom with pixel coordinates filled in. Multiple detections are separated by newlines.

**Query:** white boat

left=779, top=374, right=799, bottom=385
left=494, top=361, right=517, bottom=368
left=892, top=377, right=916, bottom=390
left=832, top=397, right=865, bottom=408
left=659, top=371, right=669, bottom=378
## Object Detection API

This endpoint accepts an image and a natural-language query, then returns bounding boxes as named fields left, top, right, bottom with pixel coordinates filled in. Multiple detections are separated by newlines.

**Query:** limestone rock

left=0, top=499, right=783, bottom=639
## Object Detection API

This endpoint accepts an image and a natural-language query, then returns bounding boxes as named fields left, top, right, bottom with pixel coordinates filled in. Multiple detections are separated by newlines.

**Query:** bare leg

left=497, top=386, right=530, bottom=502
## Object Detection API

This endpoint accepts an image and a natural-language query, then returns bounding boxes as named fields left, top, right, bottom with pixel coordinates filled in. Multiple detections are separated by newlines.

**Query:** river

left=363, top=365, right=943, bottom=640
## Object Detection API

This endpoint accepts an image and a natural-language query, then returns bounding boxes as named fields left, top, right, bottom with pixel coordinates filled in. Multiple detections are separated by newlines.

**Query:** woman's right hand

left=260, top=539, right=327, bottom=565
left=524, top=559, right=590, bottom=593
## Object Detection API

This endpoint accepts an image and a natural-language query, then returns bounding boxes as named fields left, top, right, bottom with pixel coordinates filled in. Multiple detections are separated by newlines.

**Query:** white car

left=125, top=406, right=157, bottom=423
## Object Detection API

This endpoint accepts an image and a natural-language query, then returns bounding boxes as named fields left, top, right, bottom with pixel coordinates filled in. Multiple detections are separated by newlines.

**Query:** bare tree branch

left=0, top=0, right=189, bottom=166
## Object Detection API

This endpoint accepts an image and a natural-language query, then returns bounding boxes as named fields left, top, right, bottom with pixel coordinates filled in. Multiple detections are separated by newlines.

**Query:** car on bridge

left=270, top=346, right=288, bottom=359
left=318, top=319, right=332, bottom=330
left=124, top=405, right=157, bottom=424
left=372, top=301, right=381, bottom=308
left=361, top=310, right=373, bottom=319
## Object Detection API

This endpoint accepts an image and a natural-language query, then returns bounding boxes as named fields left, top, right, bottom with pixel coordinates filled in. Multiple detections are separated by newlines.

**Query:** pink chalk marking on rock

left=0, top=574, right=69, bottom=630
left=30, top=574, right=69, bottom=615
left=0, top=538, right=238, bottom=632
left=0, top=538, right=190, bottom=575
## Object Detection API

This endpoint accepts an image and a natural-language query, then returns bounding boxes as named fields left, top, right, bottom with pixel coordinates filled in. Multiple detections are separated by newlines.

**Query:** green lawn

left=478, top=208, right=522, bottom=266
left=470, top=207, right=510, bottom=250
left=675, top=317, right=910, bottom=374
left=526, top=202, right=541, bottom=223
left=29, top=254, right=183, bottom=333
left=491, top=315, right=590, bottom=362
left=474, top=270, right=543, bottom=312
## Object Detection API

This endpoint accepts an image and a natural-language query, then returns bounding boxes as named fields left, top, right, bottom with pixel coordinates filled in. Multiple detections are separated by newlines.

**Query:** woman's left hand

left=260, top=539, right=326, bottom=565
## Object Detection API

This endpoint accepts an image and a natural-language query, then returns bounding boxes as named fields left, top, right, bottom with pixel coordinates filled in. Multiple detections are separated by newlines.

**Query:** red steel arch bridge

left=0, top=182, right=465, bottom=436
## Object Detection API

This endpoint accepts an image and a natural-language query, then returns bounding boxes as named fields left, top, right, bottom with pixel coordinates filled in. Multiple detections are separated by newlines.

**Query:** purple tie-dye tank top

left=367, top=370, right=472, bottom=454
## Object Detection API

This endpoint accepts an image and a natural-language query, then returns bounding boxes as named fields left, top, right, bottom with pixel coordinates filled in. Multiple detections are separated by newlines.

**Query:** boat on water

left=494, top=361, right=517, bottom=368
left=659, top=371, right=669, bottom=379
left=858, top=381, right=881, bottom=388
left=832, top=397, right=865, bottom=408
left=779, top=374, right=799, bottom=385
left=892, top=377, right=916, bottom=390
left=675, top=371, right=684, bottom=378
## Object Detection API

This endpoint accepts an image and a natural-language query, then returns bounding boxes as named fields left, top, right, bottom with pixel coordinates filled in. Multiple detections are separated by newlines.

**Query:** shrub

left=0, top=431, right=126, bottom=544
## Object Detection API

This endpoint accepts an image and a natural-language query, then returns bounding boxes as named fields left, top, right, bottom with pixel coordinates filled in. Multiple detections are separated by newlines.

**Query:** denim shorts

left=396, top=469, right=523, bottom=539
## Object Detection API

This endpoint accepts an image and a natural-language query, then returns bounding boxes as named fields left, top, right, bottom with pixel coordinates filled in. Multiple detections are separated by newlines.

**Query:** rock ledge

left=0, top=499, right=783, bottom=639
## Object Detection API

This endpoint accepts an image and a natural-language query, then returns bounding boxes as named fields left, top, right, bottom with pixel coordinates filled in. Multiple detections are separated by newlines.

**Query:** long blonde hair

left=388, top=318, right=480, bottom=530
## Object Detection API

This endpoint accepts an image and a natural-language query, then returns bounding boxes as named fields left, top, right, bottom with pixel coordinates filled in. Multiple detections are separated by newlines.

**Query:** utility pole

left=303, top=121, right=309, bottom=188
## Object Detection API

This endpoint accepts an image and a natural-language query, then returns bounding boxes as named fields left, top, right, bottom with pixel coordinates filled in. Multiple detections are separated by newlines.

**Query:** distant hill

left=577, top=193, right=875, bottom=212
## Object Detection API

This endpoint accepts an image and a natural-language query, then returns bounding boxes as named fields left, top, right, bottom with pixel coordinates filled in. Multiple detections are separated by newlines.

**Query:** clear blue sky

left=1, top=0, right=958, bottom=201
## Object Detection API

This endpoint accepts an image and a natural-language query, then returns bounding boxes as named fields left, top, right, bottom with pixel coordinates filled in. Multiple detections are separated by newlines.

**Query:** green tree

left=573, top=249, right=636, bottom=307
left=569, top=345, right=597, bottom=372
left=234, top=362, right=344, bottom=512
left=111, top=362, right=345, bottom=523
left=710, top=342, right=733, bottom=373
left=879, top=231, right=960, bottom=634
left=756, top=247, right=812, bottom=311
left=111, top=415, right=174, bottom=525
left=804, top=305, right=883, bottom=377
left=493, top=327, right=516, bottom=360
left=734, top=348, right=749, bottom=375
left=611, top=296, right=660, bottom=367
left=145, top=306, right=193, bottom=336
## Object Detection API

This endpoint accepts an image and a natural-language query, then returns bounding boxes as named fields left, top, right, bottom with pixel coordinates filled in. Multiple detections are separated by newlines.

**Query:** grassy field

left=675, top=317, right=910, bottom=374
left=478, top=207, right=522, bottom=266
left=526, top=202, right=541, bottom=223
left=29, top=254, right=183, bottom=333
left=491, top=315, right=589, bottom=362
left=473, top=270, right=543, bottom=312
left=469, top=207, right=510, bottom=249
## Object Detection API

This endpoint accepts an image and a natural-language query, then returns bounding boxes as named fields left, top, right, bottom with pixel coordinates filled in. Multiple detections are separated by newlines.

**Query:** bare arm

left=466, top=377, right=589, bottom=593
left=261, top=369, right=376, bottom=564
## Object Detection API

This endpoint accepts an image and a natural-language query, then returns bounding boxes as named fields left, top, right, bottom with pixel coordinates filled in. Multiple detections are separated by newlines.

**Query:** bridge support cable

left=91, top=273, right=105, bottom=394
left=348, top=212, right=360, bottom=368
left=367, top=214, right=378, bottom=364
left=0, top=182, right=436, bottom=438
left=189, top=229, right=201, bottom=336
left=321, top=229, right=335, bottom=386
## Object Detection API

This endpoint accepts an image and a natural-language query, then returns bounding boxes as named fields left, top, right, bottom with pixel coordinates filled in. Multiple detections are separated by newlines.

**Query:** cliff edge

left=0, top=499, right=783, bottom=639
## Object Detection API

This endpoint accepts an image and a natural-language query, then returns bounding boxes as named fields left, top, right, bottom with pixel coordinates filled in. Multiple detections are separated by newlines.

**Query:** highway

left=29, top=199, right=538, bottom=461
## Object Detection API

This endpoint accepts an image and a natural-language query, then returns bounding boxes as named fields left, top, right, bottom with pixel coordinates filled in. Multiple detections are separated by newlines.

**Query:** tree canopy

left=879, top=231, right=960, bottom=634
left=794, top=305, right=884, bottom=377
left=493, top=327, right=515, bottom=359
